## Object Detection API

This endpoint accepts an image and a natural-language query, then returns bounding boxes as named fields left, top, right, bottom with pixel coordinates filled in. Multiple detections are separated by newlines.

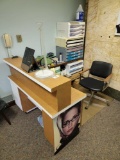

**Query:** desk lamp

left=35, top=23, right=54, bottom=78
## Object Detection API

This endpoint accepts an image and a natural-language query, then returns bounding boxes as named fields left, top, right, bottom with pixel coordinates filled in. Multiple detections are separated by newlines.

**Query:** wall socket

left=16, top=35, right=22, bottom=42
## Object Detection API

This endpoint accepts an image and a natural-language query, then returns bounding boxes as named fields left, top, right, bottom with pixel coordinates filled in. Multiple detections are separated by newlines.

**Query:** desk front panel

left=9, top=66, right=71, bottom=112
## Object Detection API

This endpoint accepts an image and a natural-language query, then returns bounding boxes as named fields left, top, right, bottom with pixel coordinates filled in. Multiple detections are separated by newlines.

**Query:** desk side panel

left=18, top=89, right=35, bottom=112
left=57, top=81, right=71, bottom=111
left=42, top=111, right=54, bottom=146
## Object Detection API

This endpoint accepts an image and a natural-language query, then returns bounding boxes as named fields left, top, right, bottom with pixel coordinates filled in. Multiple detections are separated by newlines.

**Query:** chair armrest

left=72, top=68, right=90, bottom=82
left=79, top=68, right=90, bottom=75
left=78, top=68, right=90, bottom=80
left=104, top=73, right=113, bottom=83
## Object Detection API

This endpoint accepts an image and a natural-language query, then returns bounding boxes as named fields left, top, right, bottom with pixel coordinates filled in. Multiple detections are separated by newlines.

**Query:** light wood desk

left=4, top=57, right=86, bottom=154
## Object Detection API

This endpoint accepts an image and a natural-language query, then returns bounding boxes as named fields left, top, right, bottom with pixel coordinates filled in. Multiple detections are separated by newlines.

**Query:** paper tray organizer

left=56, top=36, right=84, bottom=62
left=56, top=21, right=85, bottom=38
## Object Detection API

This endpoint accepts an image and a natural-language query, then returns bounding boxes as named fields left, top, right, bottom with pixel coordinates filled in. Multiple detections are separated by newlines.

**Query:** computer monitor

left=21, top=47, right=39, bottom=72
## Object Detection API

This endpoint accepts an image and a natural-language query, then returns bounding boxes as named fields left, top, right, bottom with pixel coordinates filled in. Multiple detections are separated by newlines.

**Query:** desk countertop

left=4, top=57, right=71, bottom=93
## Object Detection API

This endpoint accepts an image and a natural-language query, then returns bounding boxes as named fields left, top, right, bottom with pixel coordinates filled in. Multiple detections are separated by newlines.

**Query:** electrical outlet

left=16, top=35, right=22, bottom=42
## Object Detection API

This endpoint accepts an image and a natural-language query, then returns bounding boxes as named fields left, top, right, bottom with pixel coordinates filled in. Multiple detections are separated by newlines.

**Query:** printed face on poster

left=115, top=11, right=120, bottom=35
left=53, top=102, right=82, bottom=154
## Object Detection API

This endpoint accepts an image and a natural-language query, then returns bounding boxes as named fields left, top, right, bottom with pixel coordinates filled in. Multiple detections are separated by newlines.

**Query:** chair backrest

left=90, top=61, right=113, bottom=78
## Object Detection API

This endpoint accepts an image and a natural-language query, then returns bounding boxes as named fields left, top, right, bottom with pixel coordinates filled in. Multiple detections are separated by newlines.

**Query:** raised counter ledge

left=4, top=57, right=71, bottom=92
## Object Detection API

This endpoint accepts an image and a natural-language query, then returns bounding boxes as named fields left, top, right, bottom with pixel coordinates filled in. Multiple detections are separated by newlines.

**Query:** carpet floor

left=0, top=99, right=120, bottom=160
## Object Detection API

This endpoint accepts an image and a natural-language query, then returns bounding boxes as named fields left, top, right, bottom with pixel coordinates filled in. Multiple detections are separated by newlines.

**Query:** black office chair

left=79, top=61, right=113, bottom=109
left=0, top=98, right=11, bottom=125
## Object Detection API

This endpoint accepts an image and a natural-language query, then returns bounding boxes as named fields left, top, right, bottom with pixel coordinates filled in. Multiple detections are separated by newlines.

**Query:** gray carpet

left=0, top=99, right=120, bottom=160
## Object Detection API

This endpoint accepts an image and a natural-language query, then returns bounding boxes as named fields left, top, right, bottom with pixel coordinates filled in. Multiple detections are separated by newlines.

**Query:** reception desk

left=4, top=57, right=86, bottom=154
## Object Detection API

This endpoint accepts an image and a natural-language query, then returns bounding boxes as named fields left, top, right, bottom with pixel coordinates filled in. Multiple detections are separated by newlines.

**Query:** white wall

left=0, top=0, right=85, bottom=98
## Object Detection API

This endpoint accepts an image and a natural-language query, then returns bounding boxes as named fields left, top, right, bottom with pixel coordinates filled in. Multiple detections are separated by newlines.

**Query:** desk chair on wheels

left=0, top=98, right=11, bottom=125
left=79, top=61, right=113, bottom=109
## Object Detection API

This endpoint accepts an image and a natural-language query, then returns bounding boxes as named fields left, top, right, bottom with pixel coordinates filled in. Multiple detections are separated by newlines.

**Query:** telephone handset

left=3, top=34, right=12, bottom=48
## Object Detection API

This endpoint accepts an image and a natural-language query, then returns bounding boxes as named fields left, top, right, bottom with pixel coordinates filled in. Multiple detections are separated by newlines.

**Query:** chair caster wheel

left=107, top=102, right=110, bottom=106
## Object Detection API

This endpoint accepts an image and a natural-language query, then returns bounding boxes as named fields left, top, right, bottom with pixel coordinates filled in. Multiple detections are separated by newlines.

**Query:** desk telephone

left=3, top=34, right=12, bottom=48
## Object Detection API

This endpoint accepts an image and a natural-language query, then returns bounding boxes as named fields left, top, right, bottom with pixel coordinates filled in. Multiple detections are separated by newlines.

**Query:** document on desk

left=52, top=75, right=60, bottom=79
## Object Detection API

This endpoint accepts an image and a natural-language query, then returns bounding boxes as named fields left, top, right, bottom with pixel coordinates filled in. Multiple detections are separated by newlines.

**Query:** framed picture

left=115, top=11, right=120, bottom=35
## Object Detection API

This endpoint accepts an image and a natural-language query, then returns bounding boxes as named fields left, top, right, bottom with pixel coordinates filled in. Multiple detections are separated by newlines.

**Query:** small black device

left=21, top=47, right=39, bottom=72
left=12, top=56, right=18, bottom=59
left=47, top=52, right=55, bottom=58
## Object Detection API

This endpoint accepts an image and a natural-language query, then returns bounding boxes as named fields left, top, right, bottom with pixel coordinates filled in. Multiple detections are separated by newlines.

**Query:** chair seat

left=80, top=77, right=104, bottom=92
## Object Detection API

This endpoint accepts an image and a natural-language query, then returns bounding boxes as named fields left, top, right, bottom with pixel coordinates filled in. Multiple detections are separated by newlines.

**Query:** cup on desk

left=61, top=69, right=67, bottom=76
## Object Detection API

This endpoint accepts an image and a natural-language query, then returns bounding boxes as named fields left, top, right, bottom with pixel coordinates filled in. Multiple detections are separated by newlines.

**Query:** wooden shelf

left=48, top=58, right=83, bottom=68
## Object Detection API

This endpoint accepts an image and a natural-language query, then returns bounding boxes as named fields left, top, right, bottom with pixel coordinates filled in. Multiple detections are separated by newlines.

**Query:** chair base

left=85, top=92, right=110, bottom=109
left=88, top=93, right=109, bottom=104
left=85, top=92, right=94, bottom=109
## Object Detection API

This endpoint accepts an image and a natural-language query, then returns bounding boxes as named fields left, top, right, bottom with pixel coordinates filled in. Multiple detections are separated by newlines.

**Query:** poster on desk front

left=53, top=101, right=82, bottom=154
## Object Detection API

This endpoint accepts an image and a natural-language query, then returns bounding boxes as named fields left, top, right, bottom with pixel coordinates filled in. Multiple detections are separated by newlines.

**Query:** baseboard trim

left=8, top=100, right=16, bottom=107
left=103, top=87, right=120, bottom=101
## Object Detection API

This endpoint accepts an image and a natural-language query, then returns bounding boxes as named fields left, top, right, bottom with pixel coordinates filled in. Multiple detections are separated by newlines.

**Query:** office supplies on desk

left=35, top=69, right=54, bottom=79
left=36, top=55, right=57, bottom=66
left=56, top=36, right=84, bottom=62
left=47, top=52, right=55, bottom=58
left=66, top=60, right=83, bottom=75
left=56, top=46, right=83, bottom=62
left=12, top=56, right=18, bottom=59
